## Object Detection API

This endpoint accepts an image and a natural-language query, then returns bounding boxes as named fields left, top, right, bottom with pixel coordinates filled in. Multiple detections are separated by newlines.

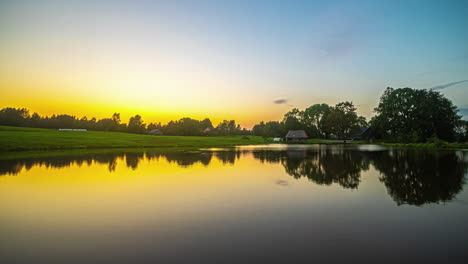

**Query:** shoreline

left=1, top=126, right=467, bottom=153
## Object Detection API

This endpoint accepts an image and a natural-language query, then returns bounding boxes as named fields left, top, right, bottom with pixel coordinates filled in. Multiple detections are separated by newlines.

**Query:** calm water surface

left=1, top=145, right=467, bottom=263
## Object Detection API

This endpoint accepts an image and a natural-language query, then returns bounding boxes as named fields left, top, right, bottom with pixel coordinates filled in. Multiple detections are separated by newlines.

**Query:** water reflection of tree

left=0, top=151, right=217, bottom=176
left=372, top=150, right=466, bottom=206
left=214, top=151, right=240, bottom=165
left=164, top=152, right=213, bottom=167
left=281, top=150, right=370, bottom=189
left=125, top=153, right=145, bottom=170
left=252, top=149, right=370, bottom=189
left=1, top=148, right=466, bottom=207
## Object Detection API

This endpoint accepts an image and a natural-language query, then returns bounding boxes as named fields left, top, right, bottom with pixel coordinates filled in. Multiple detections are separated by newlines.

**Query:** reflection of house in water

left=286, top=150, right=307, bottom=159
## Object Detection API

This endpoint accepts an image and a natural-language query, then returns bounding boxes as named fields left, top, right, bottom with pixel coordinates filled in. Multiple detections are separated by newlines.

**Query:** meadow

left=0, top=126, right=266, bottom=151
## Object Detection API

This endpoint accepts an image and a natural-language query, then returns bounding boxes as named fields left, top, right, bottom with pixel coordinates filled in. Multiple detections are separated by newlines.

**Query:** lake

left=1, top=144, right=467, bottom=263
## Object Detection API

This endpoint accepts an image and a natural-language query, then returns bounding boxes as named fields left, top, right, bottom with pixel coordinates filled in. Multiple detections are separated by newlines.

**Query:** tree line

left=1, top=87, right=467, bottom=141
left=0, top=108, right=248, bottom=136
left=251, top=87, right=467, bottom=142
left=252, top=101, right=367, bottom=141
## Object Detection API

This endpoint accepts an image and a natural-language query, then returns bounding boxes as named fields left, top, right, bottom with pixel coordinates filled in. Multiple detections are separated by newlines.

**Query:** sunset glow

left=1, top=0, right=467, bottom=127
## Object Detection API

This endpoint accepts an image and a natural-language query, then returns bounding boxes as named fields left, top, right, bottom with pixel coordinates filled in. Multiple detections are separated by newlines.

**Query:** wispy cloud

left=429, top=80, right=468, bottom=90
left=273, top=97, right=293, bottom=107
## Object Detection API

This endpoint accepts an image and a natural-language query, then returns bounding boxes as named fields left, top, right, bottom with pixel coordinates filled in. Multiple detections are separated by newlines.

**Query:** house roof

left=353, top=127, right=370, bottom=136
left=285, top=130, right=308, bottom=139
left=148, top=129, right=162, bottom=134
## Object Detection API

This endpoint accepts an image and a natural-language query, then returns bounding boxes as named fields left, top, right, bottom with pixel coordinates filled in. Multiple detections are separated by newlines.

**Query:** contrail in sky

left=429, top=80, right=468, bottom=90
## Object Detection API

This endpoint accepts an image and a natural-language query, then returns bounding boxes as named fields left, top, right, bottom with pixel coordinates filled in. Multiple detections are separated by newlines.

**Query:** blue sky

left=1, top=0, right=467, bottom=124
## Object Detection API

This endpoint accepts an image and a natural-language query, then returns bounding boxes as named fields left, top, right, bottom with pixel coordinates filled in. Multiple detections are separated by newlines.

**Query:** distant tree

left=178, top=118, right=203, bottom=136
left=325, top=101, right=360, bottom=143
left=216, top=120, right=241, bottom=136
left=283, top=108, right=304, bottom=132
left=0, top=107, right=30, bottom=126
left=128, top=115, right=146, bottom=134
left=112, top=113, right=121, bottom=124
left=302, top=104, right=331, bottom=138
left=147, top=122, right=162, bottom=131
left=96, top=118, right=117, bottom=131
left=252, top=121, right=266, bottom=136
left=88, top=117, right=97, bottom=130
left=29, top=112, right=41, bottom=127
left=162, top=118, right=206, bottom=136
left=263, top=121, right=284, bottom=137
left=200, top=118, right=213, bottom=130
left=53, top=114, right=79, bottom=128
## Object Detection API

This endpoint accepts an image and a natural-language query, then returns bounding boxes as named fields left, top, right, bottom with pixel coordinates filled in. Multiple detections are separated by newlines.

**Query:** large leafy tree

left=325, top=101, right=360, bottom=143
left=302, top=104, right=331, bottom=138
left=371, top=87, right=461, bottom=142
left=282, top=108, right=305, bottom=132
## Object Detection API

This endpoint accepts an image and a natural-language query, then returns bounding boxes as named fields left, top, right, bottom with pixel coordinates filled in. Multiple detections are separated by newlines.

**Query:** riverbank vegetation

left=0, top=108, right=249, bottom=136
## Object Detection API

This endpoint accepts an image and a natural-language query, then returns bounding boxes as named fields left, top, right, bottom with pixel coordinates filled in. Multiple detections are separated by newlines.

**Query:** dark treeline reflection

left=1, top=148, right=466, bottom=206
left=258, top=149, right=371, bottom=189
left=372, top=150, right=467, bottom=206
left=0, top=150, right=244, bottom=176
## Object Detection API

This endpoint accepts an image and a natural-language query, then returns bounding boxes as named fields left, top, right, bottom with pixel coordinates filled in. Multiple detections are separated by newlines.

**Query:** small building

left=285, top=130, right=308, bottom=142
left=203, top=126, right=215, bottom=133
left=351, top=127, right=374, bottom=141
left=58, top=128, right=87, bottom=131
left=273, top=137, right=282, bottom=142
left=147, top=129, right=163, bottom=135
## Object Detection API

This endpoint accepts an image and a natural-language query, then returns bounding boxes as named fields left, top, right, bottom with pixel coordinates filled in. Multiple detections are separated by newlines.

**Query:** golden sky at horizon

left=1, top=1, right=467, bottom=127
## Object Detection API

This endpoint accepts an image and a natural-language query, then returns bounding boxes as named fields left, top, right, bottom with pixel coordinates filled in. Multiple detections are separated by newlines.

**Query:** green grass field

left=0, top=126, right=267, bottom=151
left=2, top=126, right=465, bottom=152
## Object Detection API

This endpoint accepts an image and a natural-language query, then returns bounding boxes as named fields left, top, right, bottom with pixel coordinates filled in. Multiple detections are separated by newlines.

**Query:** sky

left=1, top=0, right=467, bottom=127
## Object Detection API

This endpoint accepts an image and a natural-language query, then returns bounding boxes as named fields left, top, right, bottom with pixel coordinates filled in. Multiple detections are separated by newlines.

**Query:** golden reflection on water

left=1, top=147, right=467, bottom=263
left=1, top=152, right=311, bottom=230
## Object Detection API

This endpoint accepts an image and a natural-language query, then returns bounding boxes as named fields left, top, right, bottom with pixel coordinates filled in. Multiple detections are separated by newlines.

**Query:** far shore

left=1, top=126, right=467, bottom=153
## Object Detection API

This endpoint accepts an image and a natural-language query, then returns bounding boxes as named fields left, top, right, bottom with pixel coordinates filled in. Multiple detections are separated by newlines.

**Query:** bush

left=427, top=136, right=447, bottom=148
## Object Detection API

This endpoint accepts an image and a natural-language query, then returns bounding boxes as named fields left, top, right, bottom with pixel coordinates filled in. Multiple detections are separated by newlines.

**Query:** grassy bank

left=378, top=142, right=468, bottom=150
left=307, top=137, right=468, bottom=149
left=0, top=126, right=266, bottom=151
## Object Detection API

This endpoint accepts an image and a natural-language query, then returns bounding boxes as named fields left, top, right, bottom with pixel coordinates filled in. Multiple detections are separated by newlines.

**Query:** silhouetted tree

left=0, top=107, right=30, bottom=126
left=216, top=120, right=241, bottom=136
left=283, top=108, right=305, bottom=132
left=302, top=104, right=331, bottom=138
left=325, top=101, right=361, bottom=143
left=128, top=115, right=146, bottom=134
